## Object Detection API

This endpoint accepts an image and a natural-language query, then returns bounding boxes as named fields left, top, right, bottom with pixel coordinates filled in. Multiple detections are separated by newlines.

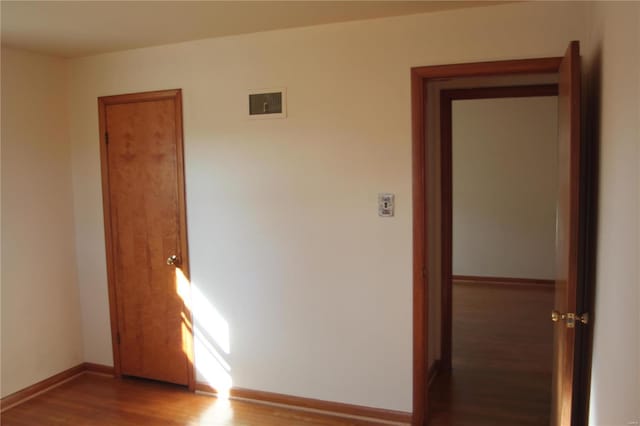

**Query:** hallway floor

left=429, top=281, right=554, bottom=426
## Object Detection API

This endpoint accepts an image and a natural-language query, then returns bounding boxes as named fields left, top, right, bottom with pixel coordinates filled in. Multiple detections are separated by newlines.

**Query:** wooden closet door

left=100, top=90, right=192, bottom=387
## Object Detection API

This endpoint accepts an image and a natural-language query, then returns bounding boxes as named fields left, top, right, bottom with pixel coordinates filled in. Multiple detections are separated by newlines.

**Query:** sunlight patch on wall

left=195, top=331, right=233, bottom=398
left=192, top=283, right=233, bottom=399
left=588, top=376, right=598, bottom=425
left=175, top=270, right=233, bottom=398
left=193, top=285, right=230, bottom=354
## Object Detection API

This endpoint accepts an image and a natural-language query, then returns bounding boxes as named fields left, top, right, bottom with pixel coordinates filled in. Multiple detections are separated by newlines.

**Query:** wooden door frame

left=410, top=57, right=570, bottom=425
left=97, top=89, right=195, bottom=391
left=439, top=84, right=559, bottom=372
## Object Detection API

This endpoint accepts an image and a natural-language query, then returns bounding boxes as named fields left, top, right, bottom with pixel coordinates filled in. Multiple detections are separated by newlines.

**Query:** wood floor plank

left=1, top=374, right=400, bottom=426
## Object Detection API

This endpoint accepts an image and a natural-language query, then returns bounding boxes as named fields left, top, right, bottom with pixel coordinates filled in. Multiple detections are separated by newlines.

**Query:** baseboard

left=2, top=365, right=409, bottom=423
left=196, top=382, right=412, bottom=424
left=427, top=359, right=442, bottom=388
left=452, top=275, right=554, bottom=290
left=83, top=362, right=116, bottom=376
left=1, top=362, right=115, bottom=412
left=0, top=364, right=86, bottom=412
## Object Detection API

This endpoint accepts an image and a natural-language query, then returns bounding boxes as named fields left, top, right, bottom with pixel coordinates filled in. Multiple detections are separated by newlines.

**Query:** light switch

left=378, top=193, right=394, bottom=217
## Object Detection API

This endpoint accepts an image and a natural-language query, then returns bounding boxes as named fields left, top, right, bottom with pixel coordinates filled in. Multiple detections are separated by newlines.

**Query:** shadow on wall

left=582, top=42, right=601, bottom=426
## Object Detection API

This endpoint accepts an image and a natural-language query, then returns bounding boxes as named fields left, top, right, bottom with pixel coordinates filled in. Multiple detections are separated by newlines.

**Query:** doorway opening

left=411, top=42, right=592, bottom=426
left=433, top=84, right=559, bottom=426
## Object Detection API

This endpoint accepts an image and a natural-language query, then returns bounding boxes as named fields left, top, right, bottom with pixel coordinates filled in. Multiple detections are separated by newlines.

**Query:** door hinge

left=116, top=332, right=120, bottom=345
left=105, top=132, right=109, bottom=144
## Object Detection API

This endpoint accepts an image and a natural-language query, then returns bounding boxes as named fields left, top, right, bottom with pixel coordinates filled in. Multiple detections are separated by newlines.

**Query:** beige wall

left=452, top=97, right=558, bottom=280
left=584, top=2, right=640, bottom=425
left=67, top=2, right=585, bottom=411
left=0, top=48, right=83, bottom=397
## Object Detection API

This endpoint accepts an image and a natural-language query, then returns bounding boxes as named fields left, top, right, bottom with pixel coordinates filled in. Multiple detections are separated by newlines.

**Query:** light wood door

left=551, top=41, right=583, bottom=425
left=99, top=90, right=192, bottom=388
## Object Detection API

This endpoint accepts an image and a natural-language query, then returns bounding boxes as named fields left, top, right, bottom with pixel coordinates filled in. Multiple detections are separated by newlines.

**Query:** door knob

left=166, top=255, right=179, bottom=266
left=567, top=312, right=589, bottom=327
left=551, top=310, right=589, bottom=328
left=551, top=310, right=566, bottom=322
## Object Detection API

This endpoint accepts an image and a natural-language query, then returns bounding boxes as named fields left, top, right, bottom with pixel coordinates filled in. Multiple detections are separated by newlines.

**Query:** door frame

left=97, top=88, right=195, bottom=391
left=409, top=56, right=593, bottom=425
left=438, top=84, right=559, bottom=371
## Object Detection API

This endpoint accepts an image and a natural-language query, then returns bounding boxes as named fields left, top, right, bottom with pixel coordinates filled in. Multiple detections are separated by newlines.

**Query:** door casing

left=98, top=88, right=195, bottom=391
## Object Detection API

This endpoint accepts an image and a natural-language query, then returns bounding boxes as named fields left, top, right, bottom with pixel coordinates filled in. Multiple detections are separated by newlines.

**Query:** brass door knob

left=569, top=312, right=589, bottom=325
left=166, top=255, right=179, bottom=266
left=551, top=310, right=566, bottom=322
left=551, top=310, right=589, bottom=327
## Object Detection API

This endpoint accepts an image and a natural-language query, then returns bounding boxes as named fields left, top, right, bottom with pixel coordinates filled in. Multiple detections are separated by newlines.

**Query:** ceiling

left=1, top=1, right=506, bottom=58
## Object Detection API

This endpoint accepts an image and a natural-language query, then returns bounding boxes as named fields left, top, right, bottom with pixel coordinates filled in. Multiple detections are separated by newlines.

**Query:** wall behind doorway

left=452, top=96, right=558, bottom=280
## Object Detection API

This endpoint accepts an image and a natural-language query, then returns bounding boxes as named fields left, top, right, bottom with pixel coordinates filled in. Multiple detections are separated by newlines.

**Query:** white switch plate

left=378, top=193, right=394, bottom=217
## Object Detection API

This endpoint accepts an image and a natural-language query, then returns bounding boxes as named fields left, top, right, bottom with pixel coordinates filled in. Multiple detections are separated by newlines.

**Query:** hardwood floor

left=1, top=374, right=400, bottom=426
left=429, top=281, right=554, bottom=426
